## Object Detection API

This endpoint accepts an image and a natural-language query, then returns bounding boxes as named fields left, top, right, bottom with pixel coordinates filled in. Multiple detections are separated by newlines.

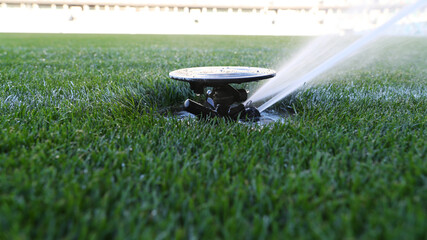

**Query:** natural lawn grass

left=0, top=33, right=426, bottom=239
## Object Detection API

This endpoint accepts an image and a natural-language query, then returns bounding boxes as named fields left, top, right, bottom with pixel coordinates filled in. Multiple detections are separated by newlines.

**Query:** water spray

left=246, top=0, right=427, bottom=112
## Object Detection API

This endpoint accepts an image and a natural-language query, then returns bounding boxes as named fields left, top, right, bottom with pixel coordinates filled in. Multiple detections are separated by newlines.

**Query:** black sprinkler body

left=169, top=66, right=275, bottom=121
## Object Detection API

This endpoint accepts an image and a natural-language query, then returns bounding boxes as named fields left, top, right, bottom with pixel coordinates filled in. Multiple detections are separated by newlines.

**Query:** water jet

left=246, top=0, right=427, bottom=112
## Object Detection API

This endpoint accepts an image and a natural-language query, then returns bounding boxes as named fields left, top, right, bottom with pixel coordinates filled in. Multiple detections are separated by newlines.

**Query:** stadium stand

left=0, top=0, right=425, bottom=35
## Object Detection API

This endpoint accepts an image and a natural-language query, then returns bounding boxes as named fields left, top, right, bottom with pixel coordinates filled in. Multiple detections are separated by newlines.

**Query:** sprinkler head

left=169, top=66, right=275, bottom=122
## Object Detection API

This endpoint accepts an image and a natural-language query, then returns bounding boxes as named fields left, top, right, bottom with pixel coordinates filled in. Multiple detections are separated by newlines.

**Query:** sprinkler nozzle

left=182, top=83, right=260, bottom=121
left=184, top=100, right=260, bottom=122
left=184, top=99, right=218, bottom=118
left=243, top=106, right=261, bottom=121
left=229, top=104, right=261, bottom=121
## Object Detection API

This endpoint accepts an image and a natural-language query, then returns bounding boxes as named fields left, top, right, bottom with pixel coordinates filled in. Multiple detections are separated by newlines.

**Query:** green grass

left=0, top=33, right=426, bottom=239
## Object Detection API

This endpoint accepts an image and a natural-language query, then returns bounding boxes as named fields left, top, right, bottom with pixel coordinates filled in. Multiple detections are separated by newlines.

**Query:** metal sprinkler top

left=169, top=66, right=276, bottom=121
left=170, top=66, right=275, bottom=84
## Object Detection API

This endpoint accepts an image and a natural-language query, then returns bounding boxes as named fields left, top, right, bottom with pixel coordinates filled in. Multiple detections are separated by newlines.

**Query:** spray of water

left=246, top=0, right=427, bottom=113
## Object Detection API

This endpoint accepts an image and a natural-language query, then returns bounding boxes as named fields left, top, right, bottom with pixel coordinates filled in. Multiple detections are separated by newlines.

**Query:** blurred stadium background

left=0, top=0, right=426, bottom=35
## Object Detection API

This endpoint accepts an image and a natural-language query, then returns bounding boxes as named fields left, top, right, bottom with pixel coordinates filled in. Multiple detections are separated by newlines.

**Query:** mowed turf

left=0, top=33, right=426, bottom=239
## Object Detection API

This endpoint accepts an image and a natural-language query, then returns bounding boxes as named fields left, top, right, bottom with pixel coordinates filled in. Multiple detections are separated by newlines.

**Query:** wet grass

left=0, top=33, right=426, bottom=239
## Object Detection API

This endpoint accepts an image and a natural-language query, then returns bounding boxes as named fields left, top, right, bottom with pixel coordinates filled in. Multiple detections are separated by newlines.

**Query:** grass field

left=0, top=33, right=426, bottom=239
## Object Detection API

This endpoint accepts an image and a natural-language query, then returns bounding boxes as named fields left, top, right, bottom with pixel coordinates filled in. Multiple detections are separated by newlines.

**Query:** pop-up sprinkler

left=169, top=66, right=276, bottom=121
